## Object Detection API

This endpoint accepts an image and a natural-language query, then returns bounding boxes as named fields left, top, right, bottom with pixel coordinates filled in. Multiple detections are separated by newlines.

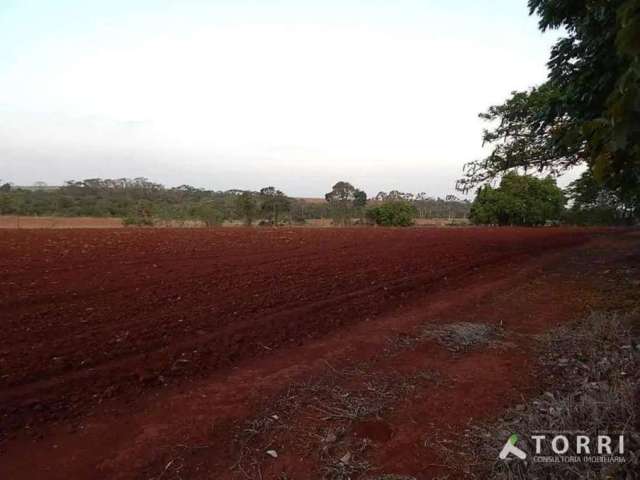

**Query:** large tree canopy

left=458, top=0, right=640, bottom=195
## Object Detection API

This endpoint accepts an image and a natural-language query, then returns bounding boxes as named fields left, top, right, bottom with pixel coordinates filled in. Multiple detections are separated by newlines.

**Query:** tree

left=469, top=173, right=565, bottom=226
left=564, top=170, right=639, bottom=225
left=194, top=201, right=225, bottom=227
left=259, top=187, right=290, bottom=225
left=354, top=189, right=367, bottom=208
left=375, top=191, right=388, bottom=201
left=324, top=181, right=366, bottom=225
left=236, top=191, right=258, bottom=226
left=123, top=200, right=154, bottom=226
left=366, top=201, right=416, bottom=227
left=386, top=190, right=413, bottom=201
left=458, top=0, right=640, bottom=195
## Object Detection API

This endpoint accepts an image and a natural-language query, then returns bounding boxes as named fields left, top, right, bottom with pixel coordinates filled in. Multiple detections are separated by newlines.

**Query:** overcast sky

left=0, top=0, right=574, bottom=197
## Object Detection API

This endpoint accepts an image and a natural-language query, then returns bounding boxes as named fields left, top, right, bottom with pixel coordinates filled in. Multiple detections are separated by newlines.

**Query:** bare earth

left=0, top=227, right=637, bottom=479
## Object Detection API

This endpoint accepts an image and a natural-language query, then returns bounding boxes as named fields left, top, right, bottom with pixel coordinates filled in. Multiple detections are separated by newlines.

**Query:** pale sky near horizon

left=0, top=0, right=576, bottom=197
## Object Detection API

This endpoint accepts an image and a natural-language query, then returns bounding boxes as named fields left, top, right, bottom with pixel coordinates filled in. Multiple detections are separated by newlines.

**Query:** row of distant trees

left=1, top=173, right=637, bottom=226
left=0, top=178, right=471, bottom=226
left=321, top=181, right=470, bottom=226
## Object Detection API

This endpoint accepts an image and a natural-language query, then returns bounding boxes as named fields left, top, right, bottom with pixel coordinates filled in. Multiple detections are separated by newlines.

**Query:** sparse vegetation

left=457, top=312, right=640, bottom=479
left=421, top=322, right=499, bottom=352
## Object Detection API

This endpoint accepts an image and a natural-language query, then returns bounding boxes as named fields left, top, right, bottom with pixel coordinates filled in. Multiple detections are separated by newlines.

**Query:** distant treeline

left=0, top=178, right=470, bottom=226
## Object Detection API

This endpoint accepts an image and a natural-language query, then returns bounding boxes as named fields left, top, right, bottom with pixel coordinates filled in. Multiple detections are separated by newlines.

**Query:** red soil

left=0, top=227, right=631, bottom=479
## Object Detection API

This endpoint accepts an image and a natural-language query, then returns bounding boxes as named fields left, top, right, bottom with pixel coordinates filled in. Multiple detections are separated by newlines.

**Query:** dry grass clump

left=421, top=322, right=499, bottom=351
left=460, top=311, right=640, bottom=480
left=321, top=455, right=371, bottom=480
left=312, top=381, right=395, bottom=421
left=384, top=322, right=499, bottom=355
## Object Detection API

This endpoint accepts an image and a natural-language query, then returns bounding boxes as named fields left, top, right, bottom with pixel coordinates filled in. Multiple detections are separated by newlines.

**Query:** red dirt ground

left=0, top=227, right=635, bottom=479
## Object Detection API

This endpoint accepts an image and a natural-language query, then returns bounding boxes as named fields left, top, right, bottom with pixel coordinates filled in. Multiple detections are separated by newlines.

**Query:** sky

left=0, top=0, right=573, bottom=197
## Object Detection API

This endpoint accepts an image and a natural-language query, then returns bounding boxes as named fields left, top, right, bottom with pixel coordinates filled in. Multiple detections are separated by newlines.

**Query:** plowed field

left=0, top=227, right=634, bottom=479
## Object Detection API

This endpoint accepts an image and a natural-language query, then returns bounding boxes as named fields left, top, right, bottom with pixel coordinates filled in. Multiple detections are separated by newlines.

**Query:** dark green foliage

left=374, top=191, right=471, bottom=220
left=324, top=181, right=367, bottom=225
left=564, top=169, right=640, bottom=225
left=194, top=202, right=225, bottom=227
left=123, top=200, right=154, bottom=226
left=366, top=201, right=416, bottom=227
left=236, top=191, right=258, bottom=225
left=0, top=178, right=254, bottom=224
left=459, top=0, right=640, bottom=197
left=353, top=189, right=367, bottom=208
left=469, top=173, right=565, bottom=226
left=259, top=187, right=290, bottom=225
left=287, top=199, right=323, bottom=221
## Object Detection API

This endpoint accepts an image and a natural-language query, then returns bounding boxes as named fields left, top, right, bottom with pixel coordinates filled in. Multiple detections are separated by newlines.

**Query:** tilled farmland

left=0, top=227, right=636, bottom=479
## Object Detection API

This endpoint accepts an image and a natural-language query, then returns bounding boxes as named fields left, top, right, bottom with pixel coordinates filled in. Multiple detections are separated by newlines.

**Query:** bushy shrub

left=122, top=215, right=153, bottom=226
left=123, top=201, right=154, bottom=226
left=470, top=173, right=565, bottom=226
left=194, top=202, right=225, bottom=227
left=366, top=201, right=416, bottom=226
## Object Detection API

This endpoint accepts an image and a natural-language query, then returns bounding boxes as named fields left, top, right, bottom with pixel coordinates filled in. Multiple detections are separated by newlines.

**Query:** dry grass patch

left=230, top=362, right=440, bottom=479
left=453, top=311, right=640, bottom=480
left=384, top=322, right=502, bottom=355
left=421, top=322, right=500, bottom=352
